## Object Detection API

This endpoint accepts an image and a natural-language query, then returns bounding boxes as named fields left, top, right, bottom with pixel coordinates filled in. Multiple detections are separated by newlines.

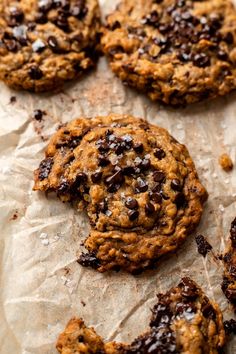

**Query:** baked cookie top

left=33, top=114, right=207, bottom=273
left=0, top=0, right=101, bottom=91
left=102, top=0, right=236, bottom=105
left=56, top=278, right=226, bottom=354
left=222, top=217, right=236, bottom=310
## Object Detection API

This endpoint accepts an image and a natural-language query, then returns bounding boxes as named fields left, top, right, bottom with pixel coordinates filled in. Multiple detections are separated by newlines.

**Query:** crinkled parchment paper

left=0, top=1, right=236, bottom=353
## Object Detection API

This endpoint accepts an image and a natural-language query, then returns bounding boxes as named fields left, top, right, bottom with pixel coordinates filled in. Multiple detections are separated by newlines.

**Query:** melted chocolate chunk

left=48, top=36, right=61, bottom=53
left=174, top=192, right=186, bottom=208
left=9, top=7, right=24, bottom=24
left=179, top=277, right=198, bottom=299
left=78, top=252, right=100, bottom=269
left=70, top=0, right=88, bottom=19
left=201, top=297, right=216, bottom=319
left=150, top=192, right=162, bottom=203
left=195, top=234, right=212, bottom=257
left=38, top=157, right=53, bottom=180
left=28, top=66, right=43, bottom=80
left=98, top=156, right=110, bottom=167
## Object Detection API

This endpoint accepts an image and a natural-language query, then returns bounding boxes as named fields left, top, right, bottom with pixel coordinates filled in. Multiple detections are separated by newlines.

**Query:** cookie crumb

left=33, top=109, right=44, bottom=121
left=219, top=153, right=234, bottom=172
left=10, top=96, right=16, bottom=104
left=195, top=234, right=212, bottom=257
left=81, top=300, right=86, bottom=307
left=224, top=319, right=236, bottom=335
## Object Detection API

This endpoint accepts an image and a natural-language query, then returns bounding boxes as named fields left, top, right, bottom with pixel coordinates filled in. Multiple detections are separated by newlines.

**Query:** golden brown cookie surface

left=33, top=114, right=207, bottom=273
left=0, top=0, right=101, bottom=91
left=102, top=0, right=236, bottom=105
left=56, top=278, right=226, bottom=354
left=222, top=217, right=236, bottom=310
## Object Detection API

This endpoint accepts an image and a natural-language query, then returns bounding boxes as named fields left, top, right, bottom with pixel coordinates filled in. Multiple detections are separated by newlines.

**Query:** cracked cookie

left=221, top=217, right=236, bottom=310
left=0, top=0, right=100, bottom=91
left=33, top=114, right=207, bottom=273
left=102, top=0, right=236, bottom=105
left=56, top=277, right=226, bottom=354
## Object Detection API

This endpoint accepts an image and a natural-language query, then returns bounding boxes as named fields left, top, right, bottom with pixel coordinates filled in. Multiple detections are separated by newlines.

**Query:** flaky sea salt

left=39, top=232, right=48, bottom=239
left=219, top=204, right=225, bottom=212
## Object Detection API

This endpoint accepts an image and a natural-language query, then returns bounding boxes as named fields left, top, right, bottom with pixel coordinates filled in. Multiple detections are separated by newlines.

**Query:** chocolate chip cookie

left=33, top=114, right=207, bottom=273
left=102, top=0, right=236, bottom=105
left=56, top=278, right=226, bottom=354
left=221, top=217, right=236, bottom=310
left=0, top=0, right=100, bottom=91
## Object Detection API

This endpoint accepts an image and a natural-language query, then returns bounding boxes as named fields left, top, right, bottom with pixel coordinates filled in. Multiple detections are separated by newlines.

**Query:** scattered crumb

left=219, top=204, right=225, bottom=212
left=81, top=300, right=86, bottom=307
left=39, top=232, right=48, bottom=239
left=224, top=319, right=236, bottom=335
left=41, top=239, right=49, bottom=246
left=195, top=234, right=212, bottom=257
left=10, top=96, right=16, bottom=104
left=10, top=210, right=18, bottom=221
left=33, top=109, right=45, bottom=121
left=219, top=153, right=234, bottom=172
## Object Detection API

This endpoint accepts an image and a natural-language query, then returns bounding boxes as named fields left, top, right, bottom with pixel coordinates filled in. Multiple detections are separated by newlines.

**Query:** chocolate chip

left=78, top=335, right=84, bottom=342
left=10, top=96, right=16, bottom=103
left=128, top=210, right=139, bottom=221
left=171, top=179, right=182, bottom=191
left=195, top=234, right=212, bottom=257
left=91, top=171, right=102, bottom=183
left=135, top=178, right=148, bottom=193
left=154, top=148, right=166, bottom=160
left=107, top=183, right=121, bottom=193
left=55, top=13, right=69, bottom=31
left=78, top=252, right=100, bottom=269
left=110, top=20, right=121, bottom=30
left=74, top=172, right=87, bottom=187
left=149, top=192, right=162, bottom=203
left=32, top=38, right=46, bottom=52
left=33, top=109, right=44, bottom=121
left=125, top=197, right=138, bottom=210
left=35, top=12, right=47, bottom=24
left=133, top=142, right=144, bottom=153
left=224, top=319, right=236, bottom=335
left=98, top=156, right=110, bottom=167
left=223, top=32, right=234, bottom=44
left=217, top=50, right=228, bottom=61
left=10, top=7, right=24, bottom=23
left=70, top=0, right=88, bottom=19
left=152, top=183, right=162, bottom=193
left=193, top=53, right=210, bottom=68
left=27, top=22, right=36, bottom=31
left=145, top=202, right=155, bottom=215
left=58, top=179, right=70, bottom=193
left=48, top=35, right=63, bottom=53
left=4, top=39, right=18, bottom=52
left=153, top=171, right=165, bottom=182
left=38, top=0, right=52, bottom=12
left=38, top=157, right=53, bottom=180
left=98, top=199, right=108, bottom=213
left=28, top=66, right=43, bottom=80
left=143, top=10, right=159, bottom=27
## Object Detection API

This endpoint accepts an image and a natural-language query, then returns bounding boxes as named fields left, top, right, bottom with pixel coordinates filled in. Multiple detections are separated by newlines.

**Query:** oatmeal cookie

left=102, top=0, right=236, bottom=105
left=33, top=114, right=207, bottom=273
left=56, top=278, right=226, bottom=354
left=222, top=217, right=236, bottom=310
left=0, top=0, right=101, bottom=91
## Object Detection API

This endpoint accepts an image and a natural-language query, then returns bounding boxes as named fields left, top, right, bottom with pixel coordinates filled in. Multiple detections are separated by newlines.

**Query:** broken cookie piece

left=33, top=114, right=207, bottom=273
left=56, top=278, right=226, bottom=354
left=219, top=153, right=234, bottom=172
left=222, top=217, right=236, bottom=310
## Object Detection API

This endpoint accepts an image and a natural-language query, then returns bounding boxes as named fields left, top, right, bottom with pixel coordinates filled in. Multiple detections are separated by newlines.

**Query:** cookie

left=221, top=217, right=236, bottom=310
left=101, top=0, right=236, bottom=105
left=33, top=114, right=207, bottom=273
left=0, top=0, right=100, bottom=92
left=56, top=277, right=226, bottom=354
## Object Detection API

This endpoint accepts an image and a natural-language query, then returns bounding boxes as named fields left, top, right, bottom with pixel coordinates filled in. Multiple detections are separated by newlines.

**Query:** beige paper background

left=0, top=0, right=236, bottom=352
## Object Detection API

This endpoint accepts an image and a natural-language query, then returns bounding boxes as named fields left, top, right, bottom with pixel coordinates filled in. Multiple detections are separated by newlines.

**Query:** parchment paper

left=0, top=1, right=236, bottom=353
